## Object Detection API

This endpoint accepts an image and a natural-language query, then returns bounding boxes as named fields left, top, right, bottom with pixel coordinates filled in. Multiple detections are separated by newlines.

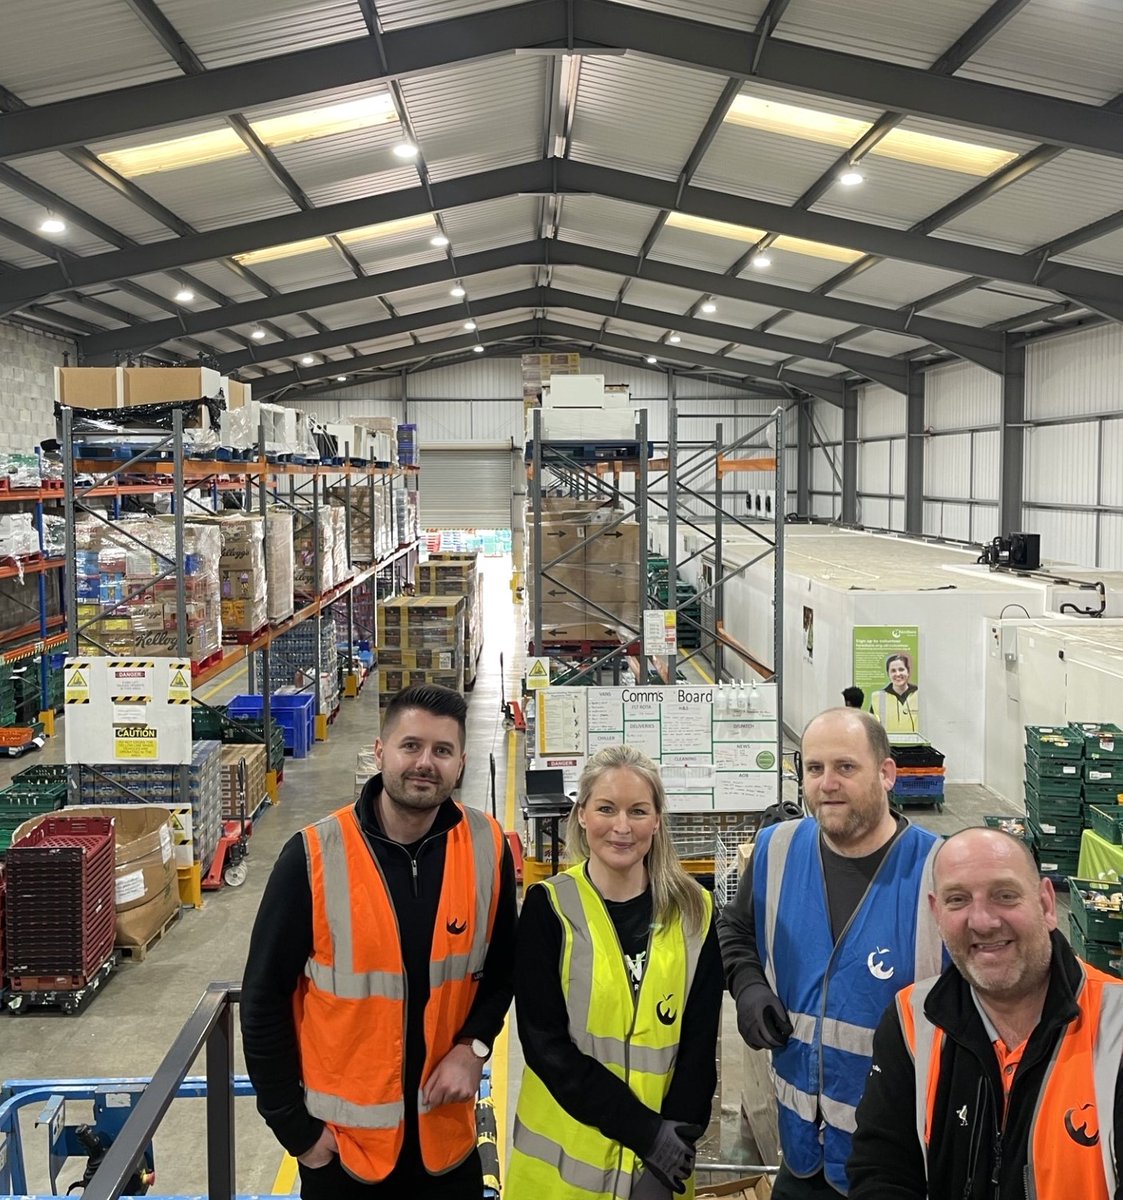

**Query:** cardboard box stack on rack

left=293, top=508, right=334, bottom=600
left=377, top=596, right=465, bottom=707
left=218, top=743, right=268, bottom=819
left=329, top=485, right=393, bottom=563
left=75, top=519, right=223, bottom=664
left=415, top=553, right=483, bottom=689
left=265, top=510, right=295, bottom=623
left=327, top=506, right=351, bottom=586
left=526, top=499, right=641, bottom=643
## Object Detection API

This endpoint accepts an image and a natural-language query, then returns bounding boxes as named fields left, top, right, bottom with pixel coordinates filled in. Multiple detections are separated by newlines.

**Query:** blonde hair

left=565, top=745, right=708, bottom=935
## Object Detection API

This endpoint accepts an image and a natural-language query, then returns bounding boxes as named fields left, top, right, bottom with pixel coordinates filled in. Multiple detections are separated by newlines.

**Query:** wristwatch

left=463, top=1038, right=490, bottom=1061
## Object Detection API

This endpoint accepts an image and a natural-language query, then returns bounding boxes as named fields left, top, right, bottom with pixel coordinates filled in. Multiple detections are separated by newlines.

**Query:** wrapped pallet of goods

left=266, top=509, right=295, bottom=623
left=292, top=507, right=333, bottom=599
left=328, top=484, right=391, bottom=563
left=377, top=596, right=464, bottom=708
left=327, top=505, right=350, bottom=585
left=415, top=552, right=483, bottom=689
left=75, top=518, right=222, bottom=664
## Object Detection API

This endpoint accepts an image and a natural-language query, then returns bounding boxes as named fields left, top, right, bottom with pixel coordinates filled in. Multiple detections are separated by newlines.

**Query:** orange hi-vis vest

left=294, top=802, right=503, bottom=1183
left=897, top=965, right=1123, bottom=1200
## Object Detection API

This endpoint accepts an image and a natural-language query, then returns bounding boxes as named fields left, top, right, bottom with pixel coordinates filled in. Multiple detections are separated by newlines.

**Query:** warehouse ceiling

left=1, top=0, right=1122, bottom=402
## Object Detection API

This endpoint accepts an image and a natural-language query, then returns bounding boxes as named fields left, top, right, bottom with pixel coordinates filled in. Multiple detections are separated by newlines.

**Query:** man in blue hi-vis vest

left=718, top=709, right=943, bottom=1198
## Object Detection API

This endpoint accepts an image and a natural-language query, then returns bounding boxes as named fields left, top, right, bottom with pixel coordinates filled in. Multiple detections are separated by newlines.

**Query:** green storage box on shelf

left=1037, top=851, right=1080, bottom=879
left=1028, top=818, right=1081, bottom=855
left=1025, top=747, right=1082, bottom=780
left=1069, top=877, right=1123, bottom=943
left=1070, top=914, right=1121, bottom=976
left=983, top=814, right=1031, bottom=842
left=1084, top=785, right=1123, bottom=811
left=1084, top=760, right=1123, bottom=785
left=1088, top=804, right=1123, bottom=845
left=1025, top=783, right=1083, bottom=823
left=1024, top=768, right=1082, bottom=798
left=1025, top=796, right=1083, bottom=837
left=1025, top=726, right=1082, bottom=759
left=1070, top=722, right=1123, bottom=760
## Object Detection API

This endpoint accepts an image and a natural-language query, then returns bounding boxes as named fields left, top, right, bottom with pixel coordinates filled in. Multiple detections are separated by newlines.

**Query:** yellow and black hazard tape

left=65, top=696, right=91, bottom=704
left=110, top=695, right=152, bottom=704
left=111, top=660, right=155, bottom=669
left=166, top=696, right=191, bottom=704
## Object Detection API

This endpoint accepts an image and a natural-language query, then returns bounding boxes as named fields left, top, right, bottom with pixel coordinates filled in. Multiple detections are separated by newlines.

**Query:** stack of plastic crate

left=5, top=815, right=115, bottom=990
left=258, top=619, right=340, bottom=718
left=1024, top=725, right=1084, bottom=882
left=1067, top=878, right=1123, bottom=977
left=1072, top=722, right=1123, bottom=841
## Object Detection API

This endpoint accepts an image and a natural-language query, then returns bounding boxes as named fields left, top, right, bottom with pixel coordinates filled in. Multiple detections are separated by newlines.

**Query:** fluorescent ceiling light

left=464, top=320, right=477, bottom=331
left=39, top=215, right=65, bottom=234
left=301, top=355, right=315, bottom=365
left=430, top=234, right=450, bottom=247
left=667, top=334, right=681, bottom=344
left=99, top=94, right=398, bottom=177
left=473, top=344, right=485, bottom=353
left=336, top=375, right=348, bottom=381
left=450, top=286, right=466, bottom=298
left=251, top=328, right=266, bottom=340
left=838, top=168, right=864, bottom=187
left=666, top=211, right=864, bottom=264
left=751, top=253, right=772, bottom=269
left=700, top=302, right=717, bottom=314
left=726, top=94, right=1018, bottom=177
left=645, top=355, right=658, bottom=364
left=174, top=288, right=195, bottom=303
left=393, top=142, right=419, bottom=159
left=233, top=213, right=436, bottom=266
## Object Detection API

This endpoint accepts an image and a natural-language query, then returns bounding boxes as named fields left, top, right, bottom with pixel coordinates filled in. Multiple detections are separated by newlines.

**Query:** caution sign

left=527, top=657, right=551, bottom=690
left=167, top=661, right=191, bottom=705
left=65, top=662, right=90, bottom=705
left=114, top=724, right=159, bottom=760
left=109, top=660, right=153, bottom=705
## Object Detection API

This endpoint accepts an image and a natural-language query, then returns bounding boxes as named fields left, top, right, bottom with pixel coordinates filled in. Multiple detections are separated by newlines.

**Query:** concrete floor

left=0, top=560, right=1031, bottom=1196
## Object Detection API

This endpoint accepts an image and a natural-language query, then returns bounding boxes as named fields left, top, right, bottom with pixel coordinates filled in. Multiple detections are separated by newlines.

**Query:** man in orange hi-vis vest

left=848, top=827, right=1123, bottom=1199
left=242, top=684, right=518, bottom=1199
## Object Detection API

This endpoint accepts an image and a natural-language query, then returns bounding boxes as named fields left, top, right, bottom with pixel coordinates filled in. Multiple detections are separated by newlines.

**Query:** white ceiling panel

left=556, top=195, right=655, bottom=256
left=694, top=125, right=853, bottom=206
left=841, top=329, right=931, bottom=356
left=666, top=292, right=781, bottom=330
left=735, top=247, right=848, bottom=291
left=135, top=157, right=298, bottom=233
left=658, top=331, right=733, bottom=357
left=274, top=131, right=420, bottom=208
left=767, top=313, right=858, bottom=342
left=724, top=345, right=796, bottom=365
left=463, top=267, right=540, bottom=302
left=547, top=309, right=604, bottom=330
left=546, top=264, right=627, bottom=301
left=178, top=260, right=264, bottom=303
left=235, top=248, right=359, bottom=292
left=375, top=0, right=523, bottom=32
left=0, top=234, right=52, bottom=269
left=776, top=0, right=1001, bottom=69
left=786, top=358, right=848, bottom=376
left=0, top=185, right=122, bottom=258
left=1053, top=226, right=1123, bottom=273
left=569, top=54, right=728, bottom=182
left=89, top=285, right=185, bottom=321
left=620, top=278, right=715, bottom=317
left=830, top=258, right=973, bottom=307
left=36, top=299, right=117, bottom=330
left=957, top=0, right=1123, bottom=104
left=921, top=287, right=1055, bottom=326
left=940, top=151, right=1123, bottom=252
left=295, top=298, right=395, bottom=331
left=475, top=308, right=533, bottom=330
left=648, top=224, right=746, bottom=273
left=606, top=317, right=667, bottom=342
left=399, top=56, right=546, bottom=183
left=157, top=0, right=367, bottom=70
left=812, top=159, right=990, bottom=230
left=350, top=238, right=446, bottom=278
left=382, top=266, right=537, bottom=314
left=606, top=0, right=767, bottom=30
left=0, top=0, right=179, bottom=103
left=441, top=196, right=540, bottom=256
left=352, top=331, right=418, bottom=355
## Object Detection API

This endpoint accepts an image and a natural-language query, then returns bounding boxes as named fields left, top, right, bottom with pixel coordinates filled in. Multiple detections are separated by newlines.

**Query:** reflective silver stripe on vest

left=303, top=814, right=405, bottom=1000
left=789, top=1011, right=817, bottom=1045
left=512, top=1116, right=626, bottom=1197
left=583, top=1035, right=677, bottom=1075
left=549, top=873, right=599, bottom=1055
left=819, top=1094, right=858, bottom=1135
left=1093, top=981, right=1123, bottom=1195
left=904, top=977, right=941, bottom=1183
left=822, top=1015, right=875, bottom=1059
left=762, top=821, right=801, bottom=994
left=913, top=839, right=944, bottom=980
left=774, top=1076, right=819, bottom=1122
left=430, top=806, right=498, bottom=990
left=305, top=1089, right=405, bottom=1130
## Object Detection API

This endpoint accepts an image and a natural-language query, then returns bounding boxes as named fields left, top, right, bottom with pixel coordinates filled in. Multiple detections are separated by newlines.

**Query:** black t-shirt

left=820, top=816, right=905, bottom=943
left=603, top=887, right=654, bottom=995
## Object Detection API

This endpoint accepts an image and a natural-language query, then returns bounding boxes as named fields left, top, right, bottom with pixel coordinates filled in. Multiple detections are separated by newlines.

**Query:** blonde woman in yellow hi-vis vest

left=868, top=652, right=920, bottom=736
left=507, top=745, right=723, bottom=1200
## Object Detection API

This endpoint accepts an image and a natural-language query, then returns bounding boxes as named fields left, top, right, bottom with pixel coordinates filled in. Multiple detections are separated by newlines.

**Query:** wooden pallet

left=117, top=906, right=182, bottom=963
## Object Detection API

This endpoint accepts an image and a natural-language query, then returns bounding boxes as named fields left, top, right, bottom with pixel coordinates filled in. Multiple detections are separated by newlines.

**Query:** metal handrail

left=82, top=982, right=241, bottom=1200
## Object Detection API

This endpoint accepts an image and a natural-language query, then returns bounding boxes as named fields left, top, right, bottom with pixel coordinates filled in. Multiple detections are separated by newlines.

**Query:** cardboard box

left=116, top=878, right=179, bottom=949
left=55, top=366, right=120, bottom=409
left=698, top=1177, right=773, bottom=1199
left=226, top=379, right=250, bottom=409
left=121, top=366, right=222, bottom=406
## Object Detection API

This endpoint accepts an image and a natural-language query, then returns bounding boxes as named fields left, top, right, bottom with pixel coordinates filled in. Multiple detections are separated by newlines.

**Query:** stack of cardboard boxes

left=415, top=553, right=483, bottom=689
left=526, top=499, right=641, bottom=643
left=377, top=596, right=465, bottom=707
left=329, top=485, right=393, bottom=563
left=75, top=518, right=223, bottom=663
left=293, top=508, right=334, bottom=600
left=218, top=743, right=267, bottom=819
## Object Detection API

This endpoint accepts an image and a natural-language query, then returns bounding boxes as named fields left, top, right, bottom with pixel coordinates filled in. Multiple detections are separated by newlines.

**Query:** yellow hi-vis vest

left=507, top=865, right=712, bottom=1200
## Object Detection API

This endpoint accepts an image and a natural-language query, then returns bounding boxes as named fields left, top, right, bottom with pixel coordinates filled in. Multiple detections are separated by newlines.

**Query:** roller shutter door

left=419, top=446, right=515, bottom=529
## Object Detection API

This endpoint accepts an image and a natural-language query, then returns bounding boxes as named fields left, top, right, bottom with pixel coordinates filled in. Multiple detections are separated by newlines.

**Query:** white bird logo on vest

left=867, top=947, right=894, bottom=980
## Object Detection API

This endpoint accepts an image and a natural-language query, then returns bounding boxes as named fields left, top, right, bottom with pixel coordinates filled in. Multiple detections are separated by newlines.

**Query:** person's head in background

left=842, top=686, right=865, bottom=709
left=885, top=653, right=913, bottom=697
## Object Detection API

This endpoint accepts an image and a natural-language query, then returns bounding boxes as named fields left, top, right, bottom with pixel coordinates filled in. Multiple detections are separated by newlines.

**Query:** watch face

left=471, top=1038, right=489, bottom=1059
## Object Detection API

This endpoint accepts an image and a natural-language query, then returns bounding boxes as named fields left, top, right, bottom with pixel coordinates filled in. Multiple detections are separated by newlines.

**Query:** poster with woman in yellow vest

left=853, top=626, right=921, bottom=736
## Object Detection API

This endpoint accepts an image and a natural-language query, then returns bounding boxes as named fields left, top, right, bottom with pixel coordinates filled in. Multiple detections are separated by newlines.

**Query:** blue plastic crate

left=893, top=774, right=945, bottom=798
left=227, top=693, right=315, bottom=759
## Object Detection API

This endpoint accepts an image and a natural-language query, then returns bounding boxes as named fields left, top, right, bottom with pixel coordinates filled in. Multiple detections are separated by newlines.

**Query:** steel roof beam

left=7, top=0, right=1123, bottom=162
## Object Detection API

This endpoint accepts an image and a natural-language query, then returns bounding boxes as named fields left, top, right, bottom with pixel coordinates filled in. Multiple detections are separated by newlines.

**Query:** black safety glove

left=642, top=1120, right=703, bottom=1194
left=736, top=983, right=793, bottom=1051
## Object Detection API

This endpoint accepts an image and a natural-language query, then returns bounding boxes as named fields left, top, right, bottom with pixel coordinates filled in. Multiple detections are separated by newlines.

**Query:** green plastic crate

left=11, top=763, right=68, bottom=786
left=1025, top=725, right=1083, bottom=758
left=1070, top=721, right=1123, bottom=752
left=1028, top=818, right=1082, bottom=854
left=1070, top=914, right=1121, bottom=975
left=1025, top=797, right=1083, bottom=838
left=983, top=814, right=1031, bottom=842
left=1025, top=747, right=1083, bottom=780
left=1088, top=804, right=1123, bottom=845
left=1025, top=770, right=1083, bottom=801
left=1083, top=785, right=1123, bottom=810
left=1084, top=760, right=1123, bottom=785
left=1069, top=877, right=1123, bottom=943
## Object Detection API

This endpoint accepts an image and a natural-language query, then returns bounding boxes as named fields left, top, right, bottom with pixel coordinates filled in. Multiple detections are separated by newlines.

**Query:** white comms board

left=535, top=684, right=779, bottom=812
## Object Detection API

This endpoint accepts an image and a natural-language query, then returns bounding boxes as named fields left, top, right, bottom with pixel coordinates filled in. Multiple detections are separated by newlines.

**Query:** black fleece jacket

left=848, top=930, right=1123, bottom=1199
left=240, top=777, right=518, bottom=1159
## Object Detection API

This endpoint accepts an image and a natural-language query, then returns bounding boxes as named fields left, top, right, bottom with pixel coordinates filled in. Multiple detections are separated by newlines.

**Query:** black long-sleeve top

left=514, top=872, right=723, bottom=1158
left=240, top=777, right=518, bottom=1158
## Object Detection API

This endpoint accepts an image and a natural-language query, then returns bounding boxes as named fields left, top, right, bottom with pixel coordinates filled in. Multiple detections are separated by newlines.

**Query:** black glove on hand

left=631, top=1166, right=674, bottom=1200
left=643, top=1120, right=703, bottom=1194
left=736, top=983, right=794, bottom=1051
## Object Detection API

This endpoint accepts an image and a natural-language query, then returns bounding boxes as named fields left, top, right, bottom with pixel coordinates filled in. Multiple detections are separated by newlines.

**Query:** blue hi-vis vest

left=753, top=818, right=942, bottom=1194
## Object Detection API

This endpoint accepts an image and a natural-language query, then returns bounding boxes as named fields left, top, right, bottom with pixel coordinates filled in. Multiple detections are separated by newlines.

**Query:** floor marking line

left=271, top=1152, right=298, bottom=1195
left=493, top=725, right=518, bottom=1175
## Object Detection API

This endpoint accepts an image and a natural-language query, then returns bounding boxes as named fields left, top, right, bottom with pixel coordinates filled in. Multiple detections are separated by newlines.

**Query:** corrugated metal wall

left=857, top=383, right=904, bottom=529
left=809, top=398, right=842, bottom=518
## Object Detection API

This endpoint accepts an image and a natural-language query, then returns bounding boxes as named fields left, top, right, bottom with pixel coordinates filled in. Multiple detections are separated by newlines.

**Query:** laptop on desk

left=524, top=768, right=572, bottom=816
